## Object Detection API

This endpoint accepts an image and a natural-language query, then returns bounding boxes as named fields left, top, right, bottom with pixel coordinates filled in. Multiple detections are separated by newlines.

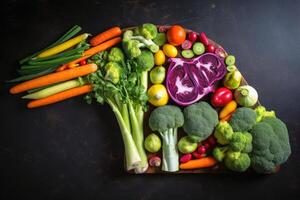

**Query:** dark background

left=1, top=0, right=300, bottom=199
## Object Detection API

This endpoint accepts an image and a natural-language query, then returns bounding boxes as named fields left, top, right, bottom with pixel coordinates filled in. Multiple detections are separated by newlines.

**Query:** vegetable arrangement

left=8, top=24, right=291, bottom=174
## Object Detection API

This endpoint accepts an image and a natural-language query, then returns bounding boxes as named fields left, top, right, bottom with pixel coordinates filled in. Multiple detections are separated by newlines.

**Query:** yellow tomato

left=147, top=84, right=169, bottom=106
left=162, top=44, right=178, bottom=58
left=154, top=50, right=166, bottom=65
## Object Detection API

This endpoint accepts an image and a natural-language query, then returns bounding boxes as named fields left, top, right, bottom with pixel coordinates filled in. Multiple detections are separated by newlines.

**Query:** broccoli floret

left=212, top=146, right=229, bottom=162
left=214, top=121, right=234, bottom=145
left=229, top=107, right=256, bottom=132
left=104, top=62, right=122, bottom=84
left=250, top=117, right=291, bottom=173
left=224, top=150, right=251, bottom=172
left=138, top=23, right=158, bottom=40
left=255, top=105, right=276, bottom=122
left=183, top=101, right=218, bottom=142
left=122, top=30, right=159, bottom=58
left=122, top=39, right=145, bottom=59
left=149, top=105, right=184, bottom=172
left=107, top=47, right=125, bottom=66
left=135, top=50, right=155, bottom=72
left=230, top=132, right=253, bottom=153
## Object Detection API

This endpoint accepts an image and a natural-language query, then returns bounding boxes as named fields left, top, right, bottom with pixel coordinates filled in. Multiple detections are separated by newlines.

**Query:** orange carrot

left=84, top=37, right=122, bottom=57
left=27, top=85, right=92, bottom=108
left=179, top=157, right=217, bottom=170
left=55, top=37, right=122, bottom=71
left=10, top=63, right=97, bottom=94
left=90, top=27, right=122, bottom=46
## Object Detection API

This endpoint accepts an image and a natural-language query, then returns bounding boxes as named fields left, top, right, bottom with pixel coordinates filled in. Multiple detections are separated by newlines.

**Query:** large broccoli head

left=229, top=107, right=256, bottom=132
left=250, top=117, right=291, bottom=173
left=149, top=105, right=184, bottom=172
left=149, top=105, right=184, bottom=133
left=183, top=101, right=218, bottom=142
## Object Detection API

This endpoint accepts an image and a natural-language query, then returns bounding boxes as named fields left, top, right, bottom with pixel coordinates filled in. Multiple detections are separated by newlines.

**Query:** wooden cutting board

left=123, top=26, right=261, bottom=174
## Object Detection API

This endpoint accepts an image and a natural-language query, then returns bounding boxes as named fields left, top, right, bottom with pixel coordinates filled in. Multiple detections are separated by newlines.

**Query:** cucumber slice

left=192, top=42, right=205, bottom=55
left=181, top=49, right=195, bottom=59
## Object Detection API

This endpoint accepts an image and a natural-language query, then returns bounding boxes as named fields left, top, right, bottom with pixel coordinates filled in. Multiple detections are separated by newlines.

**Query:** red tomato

left=211, top=87, right=233, bottom=107
left=79, top=60, right=87, bottom=66
left=167, top=25, right=186, bottom=46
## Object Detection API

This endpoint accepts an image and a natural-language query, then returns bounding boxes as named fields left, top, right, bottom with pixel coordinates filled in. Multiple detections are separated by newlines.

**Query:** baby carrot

left=179, top=157, right=217, bottom=170
left=219, top=100, right=237, bottom=119
left=37, top=33, right=89, bottom=58
left=90, top=27, right=122, bottom=46
left=27, top=85, right=92, bottom=108
left=10, top=63, right=97, bottom=94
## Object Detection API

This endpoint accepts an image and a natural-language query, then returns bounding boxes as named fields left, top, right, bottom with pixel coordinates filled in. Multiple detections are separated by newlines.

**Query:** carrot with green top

left=37, top=33, right=89, bottom=58
left=90, top=27, right=122, bottom=46
left=179, top=157, right=217, bottom=170
left=56, top=37, right=121, bottom=72
left=27, top=85, right=92, bottom=108
left=10, top=63, right=97, bottom=94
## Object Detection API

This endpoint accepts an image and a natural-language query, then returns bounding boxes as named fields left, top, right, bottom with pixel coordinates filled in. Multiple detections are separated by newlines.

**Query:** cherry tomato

left=211, top=87, right=233, bottom=107
left=206, top=44, right=215, bottom=53
left=167, top=25, right=186, bottom=46
left=79, top=59, right=87, bottom=66
left=188, top=32, right=198, bottom=43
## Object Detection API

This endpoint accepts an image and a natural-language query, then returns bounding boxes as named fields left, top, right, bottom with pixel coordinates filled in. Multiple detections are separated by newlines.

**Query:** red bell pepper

left=211, top=87, right=233, bottom=107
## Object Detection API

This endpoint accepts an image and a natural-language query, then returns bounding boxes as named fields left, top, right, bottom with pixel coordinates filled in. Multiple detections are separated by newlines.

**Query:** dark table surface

left=1, top=0, right=300, bottom=199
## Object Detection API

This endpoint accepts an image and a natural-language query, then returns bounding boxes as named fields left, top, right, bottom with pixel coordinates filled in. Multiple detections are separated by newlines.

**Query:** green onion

left=19, top=25, right=82, bottom=64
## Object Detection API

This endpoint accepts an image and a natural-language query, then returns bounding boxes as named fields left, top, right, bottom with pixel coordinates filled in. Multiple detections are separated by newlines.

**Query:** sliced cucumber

left=192, top=42, right=205, bottom=55
left=181, top=49, right=195, bottom=59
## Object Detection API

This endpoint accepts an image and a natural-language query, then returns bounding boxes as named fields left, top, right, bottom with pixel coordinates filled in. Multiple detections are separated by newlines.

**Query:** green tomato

left=144, top=133, right=161, bottom=153
left=177, top=136, right=198, bottom=154
left=150, top=66, right=166, bottom=84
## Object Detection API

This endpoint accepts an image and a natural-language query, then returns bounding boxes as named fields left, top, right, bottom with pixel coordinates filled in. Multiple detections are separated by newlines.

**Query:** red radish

left=188, top=32, right=198, bottom=43
left=215, top=48, right=226, bottom=58
left=208, top=135, right=216, bottom=145
left=199, top=32, right=209, bottom=46
left=181, top=40, right=192, bottom=49
left=203, top=142, right=210, bottom=150
left=159, top=26, right=170, bottom=33
left=148, top=156, right=161, bottom=167
left=198, top=146, right=206, bottom=154
left=180, top=153, right=192, bottom=163
left=193, top=151, right=205, bottom=159
left=206, top=44, right=215, bottom=53
left=79, top=59, right=87, bottom=66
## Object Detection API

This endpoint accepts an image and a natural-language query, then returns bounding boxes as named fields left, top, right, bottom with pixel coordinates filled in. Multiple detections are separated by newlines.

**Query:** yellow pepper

left=219, top=100, right=237, bottom=120
left=37, top=33, right=89, bottom=58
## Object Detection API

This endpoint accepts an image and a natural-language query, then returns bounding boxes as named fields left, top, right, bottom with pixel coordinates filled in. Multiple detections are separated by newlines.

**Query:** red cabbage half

left=166, top=53, right=226, bottom=106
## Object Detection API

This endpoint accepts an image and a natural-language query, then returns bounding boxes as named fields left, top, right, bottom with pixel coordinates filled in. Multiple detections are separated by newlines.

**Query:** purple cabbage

left=166, top=53, right=226, bottom=106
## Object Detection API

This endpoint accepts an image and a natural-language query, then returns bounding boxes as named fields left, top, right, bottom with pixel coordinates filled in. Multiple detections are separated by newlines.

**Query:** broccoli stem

left=128, top=101, right=148, bottom=173
left=106, top=98, right=141, bottom=170
left=160, top=128, right=179, bottom=172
